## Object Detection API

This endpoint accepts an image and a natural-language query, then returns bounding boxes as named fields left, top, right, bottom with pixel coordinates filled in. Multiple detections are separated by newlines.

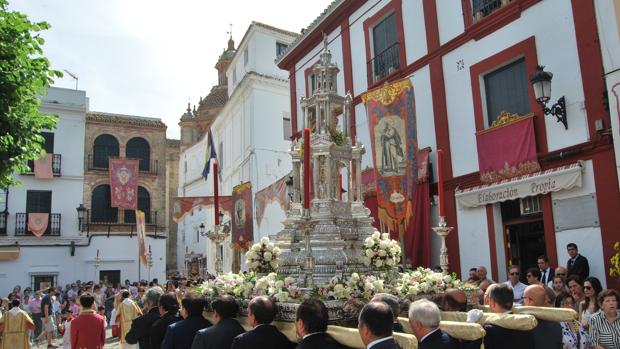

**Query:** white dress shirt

left=503, top=280, right=527, bottom=304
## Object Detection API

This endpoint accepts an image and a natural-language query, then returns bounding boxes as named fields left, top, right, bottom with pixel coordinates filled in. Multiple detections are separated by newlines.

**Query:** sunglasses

left=584, top=286, right=593, bottom=290
left=510, top=272, right=520, bottom=276
left=527, top=274, right=534, bottom=278
left=556, top=273, right=566, bottom=276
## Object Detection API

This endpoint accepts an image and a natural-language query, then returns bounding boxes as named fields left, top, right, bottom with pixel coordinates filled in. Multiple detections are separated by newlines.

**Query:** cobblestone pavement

left=32, top=328, right=121, bottom=349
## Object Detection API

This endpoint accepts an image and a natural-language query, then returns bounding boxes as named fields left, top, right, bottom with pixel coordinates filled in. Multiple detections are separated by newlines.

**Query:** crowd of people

left=0, top=242, right=618, bottom=349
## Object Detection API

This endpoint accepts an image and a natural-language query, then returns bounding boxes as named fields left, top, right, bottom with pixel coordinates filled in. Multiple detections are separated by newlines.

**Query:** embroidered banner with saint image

left=232, top=182, right=253, bottom=250
left=109, top=158, right=139, bottom=209
left=362, top=78, right=417, bottom=235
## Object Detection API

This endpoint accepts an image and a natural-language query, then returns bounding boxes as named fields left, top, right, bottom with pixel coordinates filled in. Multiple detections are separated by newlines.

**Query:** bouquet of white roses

left=254, top=273, right=300, bottom=302
left=197, top=272, right=256, bottom=300
left=362, top=231, right=401, bottom=270
left=245, top=237, right=281, bottom=273
left=396, top=267, right=460, bottom=297
left=345, top=272, right=386, bottom=300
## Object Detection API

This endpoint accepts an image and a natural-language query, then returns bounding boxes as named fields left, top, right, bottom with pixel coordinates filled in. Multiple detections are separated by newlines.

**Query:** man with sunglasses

left=502, top=265, right=527, bottom=304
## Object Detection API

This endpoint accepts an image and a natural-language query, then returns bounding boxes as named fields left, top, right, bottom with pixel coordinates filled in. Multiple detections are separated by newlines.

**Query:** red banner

left=255, top=176, right=288, bottom=228
left=172, top=196, right=233, bottom=223
left=34, top=154, right=53, bottom=179
left=109, top=158, right=139, bottom=209
left=232, top=182, right=253, bottom=250
left=362, top=78, right=417, bottom=235
left=136, top=210, right=148, bottom=266
left=405, top=148, right=431, bottom=267
left=476, top=113, right=541, bottom=184
left=28, top=213, right=49, bottom=237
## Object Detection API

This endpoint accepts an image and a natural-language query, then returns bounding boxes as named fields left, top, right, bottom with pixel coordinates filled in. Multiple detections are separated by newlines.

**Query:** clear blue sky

left=11, top=0, right=334, bottom=139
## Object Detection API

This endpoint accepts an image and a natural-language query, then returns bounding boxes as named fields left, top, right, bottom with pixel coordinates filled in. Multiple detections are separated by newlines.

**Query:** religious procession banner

left=136, top=210, right=148, bottom=266
left=476, top=112, right=540, bottom=184
left=405, top=147, right=431, bottom=266
left=28, top=213, right=49, bottom=237
left=361, top=78, right=417, bottom=235
left=232, top=182, right=253, bottom=250
left=172, top=196, right=233, bottom=223
left=109, top=158, right=139, bottom=209
left=255, top=175, right=289, bottom=228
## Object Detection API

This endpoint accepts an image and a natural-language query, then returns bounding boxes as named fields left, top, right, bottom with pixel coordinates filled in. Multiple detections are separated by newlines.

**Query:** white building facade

left=0, top=87, right=167, bottom=295
left=177, top=22, right=297, bottom=274
left=277, top=0, right=620, bottom=289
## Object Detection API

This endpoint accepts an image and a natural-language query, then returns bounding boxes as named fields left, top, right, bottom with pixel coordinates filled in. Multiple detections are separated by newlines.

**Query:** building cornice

left=86, top=111, right=167, bottom=129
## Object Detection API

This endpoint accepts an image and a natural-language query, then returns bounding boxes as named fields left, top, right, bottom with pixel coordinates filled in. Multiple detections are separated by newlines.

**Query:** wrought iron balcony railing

left=15, top=213, right=61, bottom=236
left=89, top=210, right=158, bottom=226
left=367, top=42, right=401, bottom=84
left=25, top=154, right=62, bottom=176
left=471, top=0, right=511, bottom=22
left=0, top=212, right=7, bottom=236
left=87, top=154, right=158, bottom=175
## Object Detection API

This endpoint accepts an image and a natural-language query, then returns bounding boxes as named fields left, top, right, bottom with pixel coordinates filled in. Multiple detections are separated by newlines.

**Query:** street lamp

left=76, top=204, right=87, bottom=231
left=529, top=65, right=567, bottom=129
left=203, top=212, right=230, bottom=275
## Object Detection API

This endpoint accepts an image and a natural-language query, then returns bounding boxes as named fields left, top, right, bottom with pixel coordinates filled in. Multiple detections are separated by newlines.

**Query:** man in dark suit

left=523, top=285, right=562, bottom=349
left=295, top=298, right=344, bottom=349
left=483, top=284, right=534, bottom=349
left=151, top=292, right=182, bottom=349
left=231, top=295, right=294, bottom=349
left=161, top=292, right=212, bottom=349
left=408, top=298, right=458, bottom=349
left=358, top=301, right=400, bottom=349
left=537, top=255, right=555, bottom=287
left=371, top=294, right=404, bottom=333
left=191, top=294, right=245, bottom=349
left=566, top=243, right=589, bottom=280
left=125, top=286, right=164, bottom=349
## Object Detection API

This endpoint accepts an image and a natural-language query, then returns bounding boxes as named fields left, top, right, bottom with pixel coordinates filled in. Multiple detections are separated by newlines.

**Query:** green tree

left=0, top=0, right=61, bottom=188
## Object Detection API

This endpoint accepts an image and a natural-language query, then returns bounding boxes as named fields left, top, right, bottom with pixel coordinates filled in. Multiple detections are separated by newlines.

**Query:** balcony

left=87, top=154, right=159, bottom=175
left=367, top=42, right=401, bottom=85
left=0, top=212, right=7, bottom=236
left=15, top=213, right=61, bottom=236
left=85, top=210, right=160, bottom=235
left=25, top=154, right=62, bottom=176
left=472, top=0, right=512, bottom=22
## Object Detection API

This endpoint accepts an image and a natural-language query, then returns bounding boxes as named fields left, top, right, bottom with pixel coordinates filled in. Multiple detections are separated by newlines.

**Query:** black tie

left=568, top=259, right=574, bottom=269
left=541, top=270, right=546, bottom=284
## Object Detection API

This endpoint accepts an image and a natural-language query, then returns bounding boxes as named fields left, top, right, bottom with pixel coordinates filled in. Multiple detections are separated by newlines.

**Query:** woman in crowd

left=589, top=289, right=620, bottom=349
left=69, top=294, right=80, bottom=317
left=526, top=268, right=542, bottom=285
left=580, top=277, right=603, bottom=331
left=556, top=292, right=590, bottom=349
left=554, top=276, right=570, bottom=296
left=568, top=276, right=586, bottom=312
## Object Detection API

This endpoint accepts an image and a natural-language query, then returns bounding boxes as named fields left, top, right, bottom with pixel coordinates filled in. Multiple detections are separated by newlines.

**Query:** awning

left=455, top=162, right=584, bottom=208
left=0, top=246, right=20, bottom=260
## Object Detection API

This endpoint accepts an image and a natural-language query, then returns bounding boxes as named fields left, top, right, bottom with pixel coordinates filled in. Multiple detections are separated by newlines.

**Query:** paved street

left=33, top=328, right=120, bottom=349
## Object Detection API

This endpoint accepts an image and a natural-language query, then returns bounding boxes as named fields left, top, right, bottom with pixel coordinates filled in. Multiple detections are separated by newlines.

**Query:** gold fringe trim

left=361, top=78, right=412, bottom=105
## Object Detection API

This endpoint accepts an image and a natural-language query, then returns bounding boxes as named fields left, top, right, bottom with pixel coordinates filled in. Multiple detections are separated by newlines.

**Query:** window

left=41, top=132, right=54, bottom=154
left=124, top=187, right=151, bottom=223
left=126, top=137, right=150, bottom=172
left=91, top=185, right=118, bottom=223
left=371, top=13, right=400, bottom=83
left=472, top=0, right=509, bottom=22
left=308, top=74, right=316, bottom=95
left=283, top=112, right=291, bottom=140
left=93, top=134, right=119, bottom=168
left=484, top=58, right=530, bottom=126
left=244, top=47, right=249, bottom=65
left=276, top=42, right=288, bottom=56
left=26, top=190, right=51, bottom=213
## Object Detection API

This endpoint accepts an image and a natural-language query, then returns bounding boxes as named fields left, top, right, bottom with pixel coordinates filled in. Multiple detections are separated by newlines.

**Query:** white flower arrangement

left=245, top=237, right=281, bottom=273
left=362, top=231, right=401, bottom=270
left=395, top=267, right=461, bottom=297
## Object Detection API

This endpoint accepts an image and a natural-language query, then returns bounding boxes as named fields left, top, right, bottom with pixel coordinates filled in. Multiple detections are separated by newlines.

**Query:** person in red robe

left=70, top=293, right=106, bottom=349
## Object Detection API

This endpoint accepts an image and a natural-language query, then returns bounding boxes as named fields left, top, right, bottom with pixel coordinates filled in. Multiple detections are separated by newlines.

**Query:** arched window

left=124, top=186, right=151, bottom=223
left=126, top=137, right=150, bottom=172
left=91, top=185, right=118, bottom=223
left=93, top=135, right=119, bottom=169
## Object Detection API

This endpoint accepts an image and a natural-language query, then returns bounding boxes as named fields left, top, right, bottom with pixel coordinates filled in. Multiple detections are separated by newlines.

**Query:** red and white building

left=276, top=0, right=620, bottom=288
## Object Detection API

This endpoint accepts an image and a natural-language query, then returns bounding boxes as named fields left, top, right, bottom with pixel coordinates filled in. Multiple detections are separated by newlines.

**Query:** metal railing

left=367, top=42, right=401, bottom=84
left=87, top=154, right=158, bottom=175
left=89, top=210, right=158, bottom=226
left=25, top=154, right=62, bottom=176
left=472, top=0, right=511, bottom=22
left=15, top=213, right=61, bottom=236
left=0, top=212, right=7, bottom=235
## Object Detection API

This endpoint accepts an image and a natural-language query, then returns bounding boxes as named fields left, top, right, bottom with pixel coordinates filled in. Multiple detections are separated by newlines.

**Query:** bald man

left=476, top=266, right=495, bottom=285
left=523, top=285, right=562, bottom=349
left=480, top=281, right=495, bottom=305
